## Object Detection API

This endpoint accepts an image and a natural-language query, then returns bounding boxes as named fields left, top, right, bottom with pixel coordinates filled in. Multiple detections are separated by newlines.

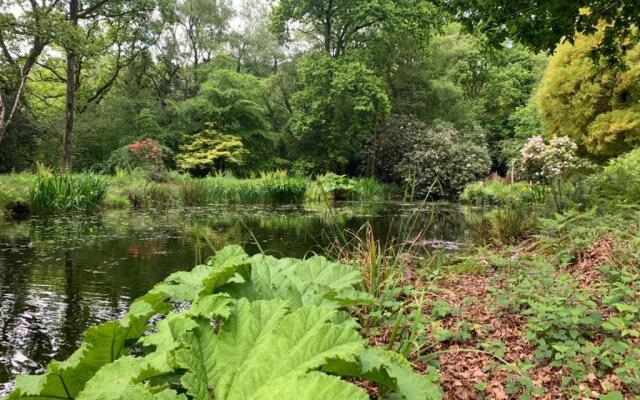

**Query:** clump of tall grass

left=127, top=183, right=179, bottom=209
left=260, top=171, right=307, bottom=203
left=350, top=177, right=388, bottom=202
left=460, top=180, right=544, bottom=206
left=467, top=199, right=536, bottom=244
left=181, top=180, right=211, bottom=206
left=0, top=173, right=35, bottom=211
left=29, top=173, right=109, bottom=213
left=179, top=171, right=309, bottom=205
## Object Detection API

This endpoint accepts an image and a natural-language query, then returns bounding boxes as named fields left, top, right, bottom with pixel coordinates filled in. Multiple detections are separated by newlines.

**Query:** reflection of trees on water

left=0, top=236, right=36, bottom=387
left=60, top=250, right=82, bottom=358
left=0, top=202, right=471, bottom=389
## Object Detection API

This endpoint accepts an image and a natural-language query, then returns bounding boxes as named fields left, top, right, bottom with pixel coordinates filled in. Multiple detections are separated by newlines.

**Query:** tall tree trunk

left=324, top=0, right=332, bottom=54
left=63, top=0, right=78, bottom=171
left=0, top=93, right=5, bottom=144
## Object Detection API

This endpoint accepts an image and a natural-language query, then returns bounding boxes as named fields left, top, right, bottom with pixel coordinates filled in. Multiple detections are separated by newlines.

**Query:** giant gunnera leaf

left=7, top=246, right=441, bottom=400
left=221, top=254, right=374, bottom=308
left=8, top=291, right=170, bottom=399
left=176, top=298, right=367, bottom=400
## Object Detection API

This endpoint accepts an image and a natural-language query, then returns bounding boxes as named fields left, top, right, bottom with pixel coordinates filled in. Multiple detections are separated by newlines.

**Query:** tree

left=536, top=31, right=640, bottom=159
left=447, top=0, right=640, bottom=63
left=227, top=0, right=283, bottom=76
left=58, top=0, right=168, bottom=170
left=0, top=0, right=60, bottom=144
left=176, top=123, right=247, bottom=175
left=271, top=0, right=436, bottom=58
left=287, top=52, right=390, bottom=173
left=176, top=0, right=232, bottom=67
left=173, top=68, right=287, bottom=172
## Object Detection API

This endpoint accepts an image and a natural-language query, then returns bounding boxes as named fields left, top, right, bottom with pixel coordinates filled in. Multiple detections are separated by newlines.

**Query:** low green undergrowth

left=496, top=259, right=640, bottom=397
left=8, top=246, right=442, bottom=400
left=306, top=173, right=389, bottom=203
left=181, top=172, right=309, bottom=205
left=0, top=173, right=34, bottom=211
left=460, top=180, right=544, bottom=207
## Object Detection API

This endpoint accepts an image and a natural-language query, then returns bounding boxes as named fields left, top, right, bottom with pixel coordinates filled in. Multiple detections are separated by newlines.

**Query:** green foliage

left=397, top=127, right=490, bottom=199
left=460, top=180, right=544, bottom=206
left=126, top=183, right=180, bottom=209
left=305, top=173, right=388, bottom=203
left=0, top=173, right=35, bottom=212
left=484, top=202, right=536, bottom=244
left=8, top=245, right=442, bottom=400
left=178, top=173, right=308, bottom=205
left=448, top=0, right=640, bottom=63
left=29, top=173, right=109, bottom=213
left=589, top=148, right=640, bottom=204
left=373, top=118, right=491, bottom=199
left=537, top=32, right=640, bottom=158
left=173, top=69, right=284, bottom=174
left=496, top=259, right=640, bottom=395
left=288, top=53, right=390, bottom=173
left=177, top=125, right=248, bottom=175
left=271, top=0, right=436, bottom=58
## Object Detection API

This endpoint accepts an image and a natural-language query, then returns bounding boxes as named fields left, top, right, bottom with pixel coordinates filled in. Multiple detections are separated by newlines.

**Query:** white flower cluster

left=519, top=136, right=578, bottom=184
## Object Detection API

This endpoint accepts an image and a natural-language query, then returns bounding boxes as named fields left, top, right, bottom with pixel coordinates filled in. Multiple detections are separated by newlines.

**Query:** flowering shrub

left=518, top=136, right=579, bottom=184
left=127, top=138, right=164, bottom=164
left=104, top=138, right=168, bottom=178
left=367, top=116, right=491, bottom=198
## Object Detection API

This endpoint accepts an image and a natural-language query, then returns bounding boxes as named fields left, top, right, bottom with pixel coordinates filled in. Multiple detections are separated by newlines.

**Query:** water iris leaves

left=8, top=245, right=441, bottom=400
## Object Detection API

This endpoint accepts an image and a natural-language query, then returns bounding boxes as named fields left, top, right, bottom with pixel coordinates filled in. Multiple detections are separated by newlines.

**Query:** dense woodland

left=1, top=0, right=638, bottom=197
left=3, top=1, right=640, bottom=400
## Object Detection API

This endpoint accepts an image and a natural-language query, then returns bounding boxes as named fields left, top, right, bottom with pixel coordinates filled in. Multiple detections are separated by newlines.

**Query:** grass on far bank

left=0, top=169, right=390, bottom=215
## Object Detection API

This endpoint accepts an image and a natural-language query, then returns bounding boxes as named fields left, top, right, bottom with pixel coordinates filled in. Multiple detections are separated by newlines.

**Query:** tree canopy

left=0, top=0, right=639, bottom=180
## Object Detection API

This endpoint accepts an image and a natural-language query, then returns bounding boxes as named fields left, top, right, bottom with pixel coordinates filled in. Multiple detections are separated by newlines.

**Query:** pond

left=0, top=202, right=473, bottom=393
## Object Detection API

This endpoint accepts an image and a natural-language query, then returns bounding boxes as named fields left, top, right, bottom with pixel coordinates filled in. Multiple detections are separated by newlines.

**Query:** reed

left=29, top=173, right=109, bottom=213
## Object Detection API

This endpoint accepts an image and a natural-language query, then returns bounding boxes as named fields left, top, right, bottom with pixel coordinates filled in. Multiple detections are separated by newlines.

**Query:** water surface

left=0, top=202, right=470, bottom=392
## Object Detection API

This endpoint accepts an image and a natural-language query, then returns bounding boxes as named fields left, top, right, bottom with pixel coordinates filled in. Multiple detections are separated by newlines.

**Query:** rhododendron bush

left=517, top=136, right=578, bottom=184
left=366, top=116, right=491, bottom=198
left=104, top=138, right=168, bottom=176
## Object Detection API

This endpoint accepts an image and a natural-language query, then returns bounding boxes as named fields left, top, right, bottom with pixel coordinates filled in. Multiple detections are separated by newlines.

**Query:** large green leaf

left=176, top=299, right=366, bottom=400
left=323, top=348, right=443, bottom=400
left=7, top=246, right=438, bottom=400
left=9, top=292, right=170, bottom=399
left=222, top=254, right=373, bottom=307
left=153, top=245, right=250, bottom=301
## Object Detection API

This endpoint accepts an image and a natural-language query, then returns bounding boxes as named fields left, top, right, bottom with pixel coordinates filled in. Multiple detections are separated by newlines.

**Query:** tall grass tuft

left=29, top=174, right=109, bottom=213
left=127, top=183, right=179, bottom=209
left=261, top=171, right=308, bottom=203
left=179, top=171, right=309, bottom=205
left=467, top=199, right=536, bottom=244
left=181, top=180, right=211, bottom=206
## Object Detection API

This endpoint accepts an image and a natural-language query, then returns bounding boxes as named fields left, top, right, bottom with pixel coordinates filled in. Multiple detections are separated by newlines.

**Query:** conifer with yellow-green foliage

left=536, top=30, right=640, bottom=159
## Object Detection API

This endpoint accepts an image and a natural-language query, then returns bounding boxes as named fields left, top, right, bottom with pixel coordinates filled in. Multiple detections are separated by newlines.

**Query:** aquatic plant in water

left=7, top=245, right=442, bottom=400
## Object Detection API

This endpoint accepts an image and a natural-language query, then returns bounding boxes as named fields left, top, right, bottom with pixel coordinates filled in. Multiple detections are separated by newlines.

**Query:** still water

left=0, top=202, right=470, bottom=392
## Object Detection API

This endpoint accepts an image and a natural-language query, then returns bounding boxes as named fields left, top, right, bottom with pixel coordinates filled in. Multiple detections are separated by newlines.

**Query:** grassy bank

left=0, top=170, right=389, bottom=215
left=355, top=203, right=640, bottom=398
left=329, top=154, right=640, bottom=398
